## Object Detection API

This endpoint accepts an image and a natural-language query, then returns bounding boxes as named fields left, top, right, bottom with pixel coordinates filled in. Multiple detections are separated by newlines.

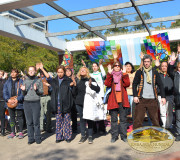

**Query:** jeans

left=109, top=103, right=127, bottom=139
left=0, top=101, right=5, bottom=132
left=76, top=105, right=93, bottom=137
left=23, top=101, right=41, bottom=142
left=8, top=108, right=24, bottom=133
left=40, top=96, right=51, bottom=131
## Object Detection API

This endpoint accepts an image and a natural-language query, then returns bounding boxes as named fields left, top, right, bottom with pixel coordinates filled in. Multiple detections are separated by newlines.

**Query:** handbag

left=103, top=87, right=112, bottom=104
left=7, top=81, right=19, bottom=108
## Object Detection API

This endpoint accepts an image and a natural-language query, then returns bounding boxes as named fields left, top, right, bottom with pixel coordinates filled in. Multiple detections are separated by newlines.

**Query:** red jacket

left=104, top=73, right=130, bottom=110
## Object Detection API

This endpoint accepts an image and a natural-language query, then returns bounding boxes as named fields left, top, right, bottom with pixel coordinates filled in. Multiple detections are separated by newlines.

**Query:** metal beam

left=45, top=15, right=180, bottom=37
left=68, top=0, right=172, bottom=17
left=46, top=1, right=107, bottom=40
left=0, top=0, right=55, bottom=12
left=130, top=0, right=151, bottom=35
left=82, top=12, right=136, bottom=22
left=103, top=11, right=117, bottom=26
left=15, top=0, right=171, bottom=26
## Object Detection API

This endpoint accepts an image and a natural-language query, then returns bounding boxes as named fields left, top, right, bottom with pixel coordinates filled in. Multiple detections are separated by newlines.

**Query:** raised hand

left=36, top=63, right=40, bottom=71
left=70, top=74, right=76, bottom=86
left=108, top=64, right=113, bottom=74
left=39, top=63, right=43, bottom=70
left=139, top=52, right=144, bottom=59
left=81, top=59, right=86, bottom=67
left=122, top=65, right=126, bottom=73
left=99, top=59, right=103, bottom=65
left=169, top=52, right=178, bottom=64
left=155, top=58, right=160, bottom=67
left=113, top=53, right=118, bottom=63
left=20, top=71, right=24, bottom=76
left=177, top=45, right=180, bottom=53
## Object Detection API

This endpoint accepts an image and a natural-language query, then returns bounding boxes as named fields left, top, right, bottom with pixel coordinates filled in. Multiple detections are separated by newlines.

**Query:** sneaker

left=88, top=136, right=93, bottom=144
left=111, top=137, right=119, bottom=143
left=78, top=136, right=86, bottom=144
left=7, top=132, right=15, bottom=139
left=18, top=132, right=24, bottom=139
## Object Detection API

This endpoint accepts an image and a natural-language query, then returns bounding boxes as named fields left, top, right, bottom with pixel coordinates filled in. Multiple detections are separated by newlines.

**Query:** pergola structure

left=9, top=0, right=180, bottom=41
left=0, top=0, right=180, bottom=52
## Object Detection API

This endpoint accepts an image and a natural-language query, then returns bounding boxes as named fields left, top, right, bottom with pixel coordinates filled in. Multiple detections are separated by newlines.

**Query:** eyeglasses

left=114, top=65, right=120, bottom=67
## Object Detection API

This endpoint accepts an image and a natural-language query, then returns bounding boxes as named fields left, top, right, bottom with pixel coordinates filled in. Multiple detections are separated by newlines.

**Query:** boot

left=1, top=129, right=5, bottom=136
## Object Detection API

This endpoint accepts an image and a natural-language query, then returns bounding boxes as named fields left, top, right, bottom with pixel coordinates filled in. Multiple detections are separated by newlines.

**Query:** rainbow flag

left=61, top=50, right=71, bottom=66
left=143, top=32, right=171, bottom=61
left=84, top=40, right=123, bottom=67
left=84, top=39, right=142, bottom=66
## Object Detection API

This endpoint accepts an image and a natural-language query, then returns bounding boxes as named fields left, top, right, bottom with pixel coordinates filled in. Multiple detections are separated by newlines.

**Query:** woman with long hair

left=65, top=68, right=78, bottom=133
left=72, top=66, right=100, bottom=144
left=49, top=65, right=74, bottom=143
left=104, top=61, right=130, bottom=143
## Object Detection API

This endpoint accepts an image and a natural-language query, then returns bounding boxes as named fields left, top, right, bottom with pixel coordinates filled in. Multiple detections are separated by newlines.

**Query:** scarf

left=143, top=66, right=152, bottom=84
left=111, top=71, right=122, bottom=91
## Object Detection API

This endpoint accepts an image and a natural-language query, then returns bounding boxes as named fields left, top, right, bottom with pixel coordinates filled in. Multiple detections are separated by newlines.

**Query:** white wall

left=66, top=28, right=180, bottom=52
left=0, top=15, right=66, bottom=52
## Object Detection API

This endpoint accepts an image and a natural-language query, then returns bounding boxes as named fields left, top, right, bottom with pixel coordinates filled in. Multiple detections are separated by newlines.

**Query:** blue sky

left=33, top=0, right=180, bottom=40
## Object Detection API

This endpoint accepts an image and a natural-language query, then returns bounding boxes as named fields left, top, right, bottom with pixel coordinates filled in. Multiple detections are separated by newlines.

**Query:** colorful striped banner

left=84, top=38, right=141, bottom=66
left=143, top=32, right=171, bottom=61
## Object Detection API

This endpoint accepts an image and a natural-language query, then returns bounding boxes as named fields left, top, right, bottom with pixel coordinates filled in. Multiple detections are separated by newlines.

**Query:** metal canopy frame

left=14, top=0, right=178, bottom=40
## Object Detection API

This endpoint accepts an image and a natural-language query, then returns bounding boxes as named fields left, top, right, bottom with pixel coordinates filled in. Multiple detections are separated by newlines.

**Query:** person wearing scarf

left=104, top=61, right=130, bottom=143
left=133, top=54, right=166, bottom=130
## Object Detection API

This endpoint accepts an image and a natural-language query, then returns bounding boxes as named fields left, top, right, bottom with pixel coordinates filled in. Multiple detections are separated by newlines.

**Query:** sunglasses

left=114, top=65, right=120, bottom=67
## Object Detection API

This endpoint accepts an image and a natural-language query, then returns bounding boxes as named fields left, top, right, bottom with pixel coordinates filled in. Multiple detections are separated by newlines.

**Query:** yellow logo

left=127, top=126, right=175, bottom=153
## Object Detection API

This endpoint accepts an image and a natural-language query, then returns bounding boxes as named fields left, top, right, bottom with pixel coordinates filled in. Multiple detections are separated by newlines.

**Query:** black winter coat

left=49, top=76, right=73, bottom=114
left=0, top=79, right=6, bottom=101
left=157, top=73, right=174, bottom=96
left=168, top=64, right=180, bottom=106
left=72, top=77, right=100, bottom=107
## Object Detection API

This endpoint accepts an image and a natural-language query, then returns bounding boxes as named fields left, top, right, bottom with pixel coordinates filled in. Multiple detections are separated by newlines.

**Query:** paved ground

left=1, top=119, right=180, bottom=160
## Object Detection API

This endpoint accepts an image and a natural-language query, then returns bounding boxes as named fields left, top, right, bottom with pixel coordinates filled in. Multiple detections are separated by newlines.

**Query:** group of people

left=0, top=44, right=180, bottom=145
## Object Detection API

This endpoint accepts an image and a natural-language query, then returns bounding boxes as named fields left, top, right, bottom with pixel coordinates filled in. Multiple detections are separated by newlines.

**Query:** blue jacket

left=3, top=77, right=24, bottom=109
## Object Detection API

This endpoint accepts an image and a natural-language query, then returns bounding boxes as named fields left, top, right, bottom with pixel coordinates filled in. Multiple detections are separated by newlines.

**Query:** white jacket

left=83, top=81, right=107, bottom=121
